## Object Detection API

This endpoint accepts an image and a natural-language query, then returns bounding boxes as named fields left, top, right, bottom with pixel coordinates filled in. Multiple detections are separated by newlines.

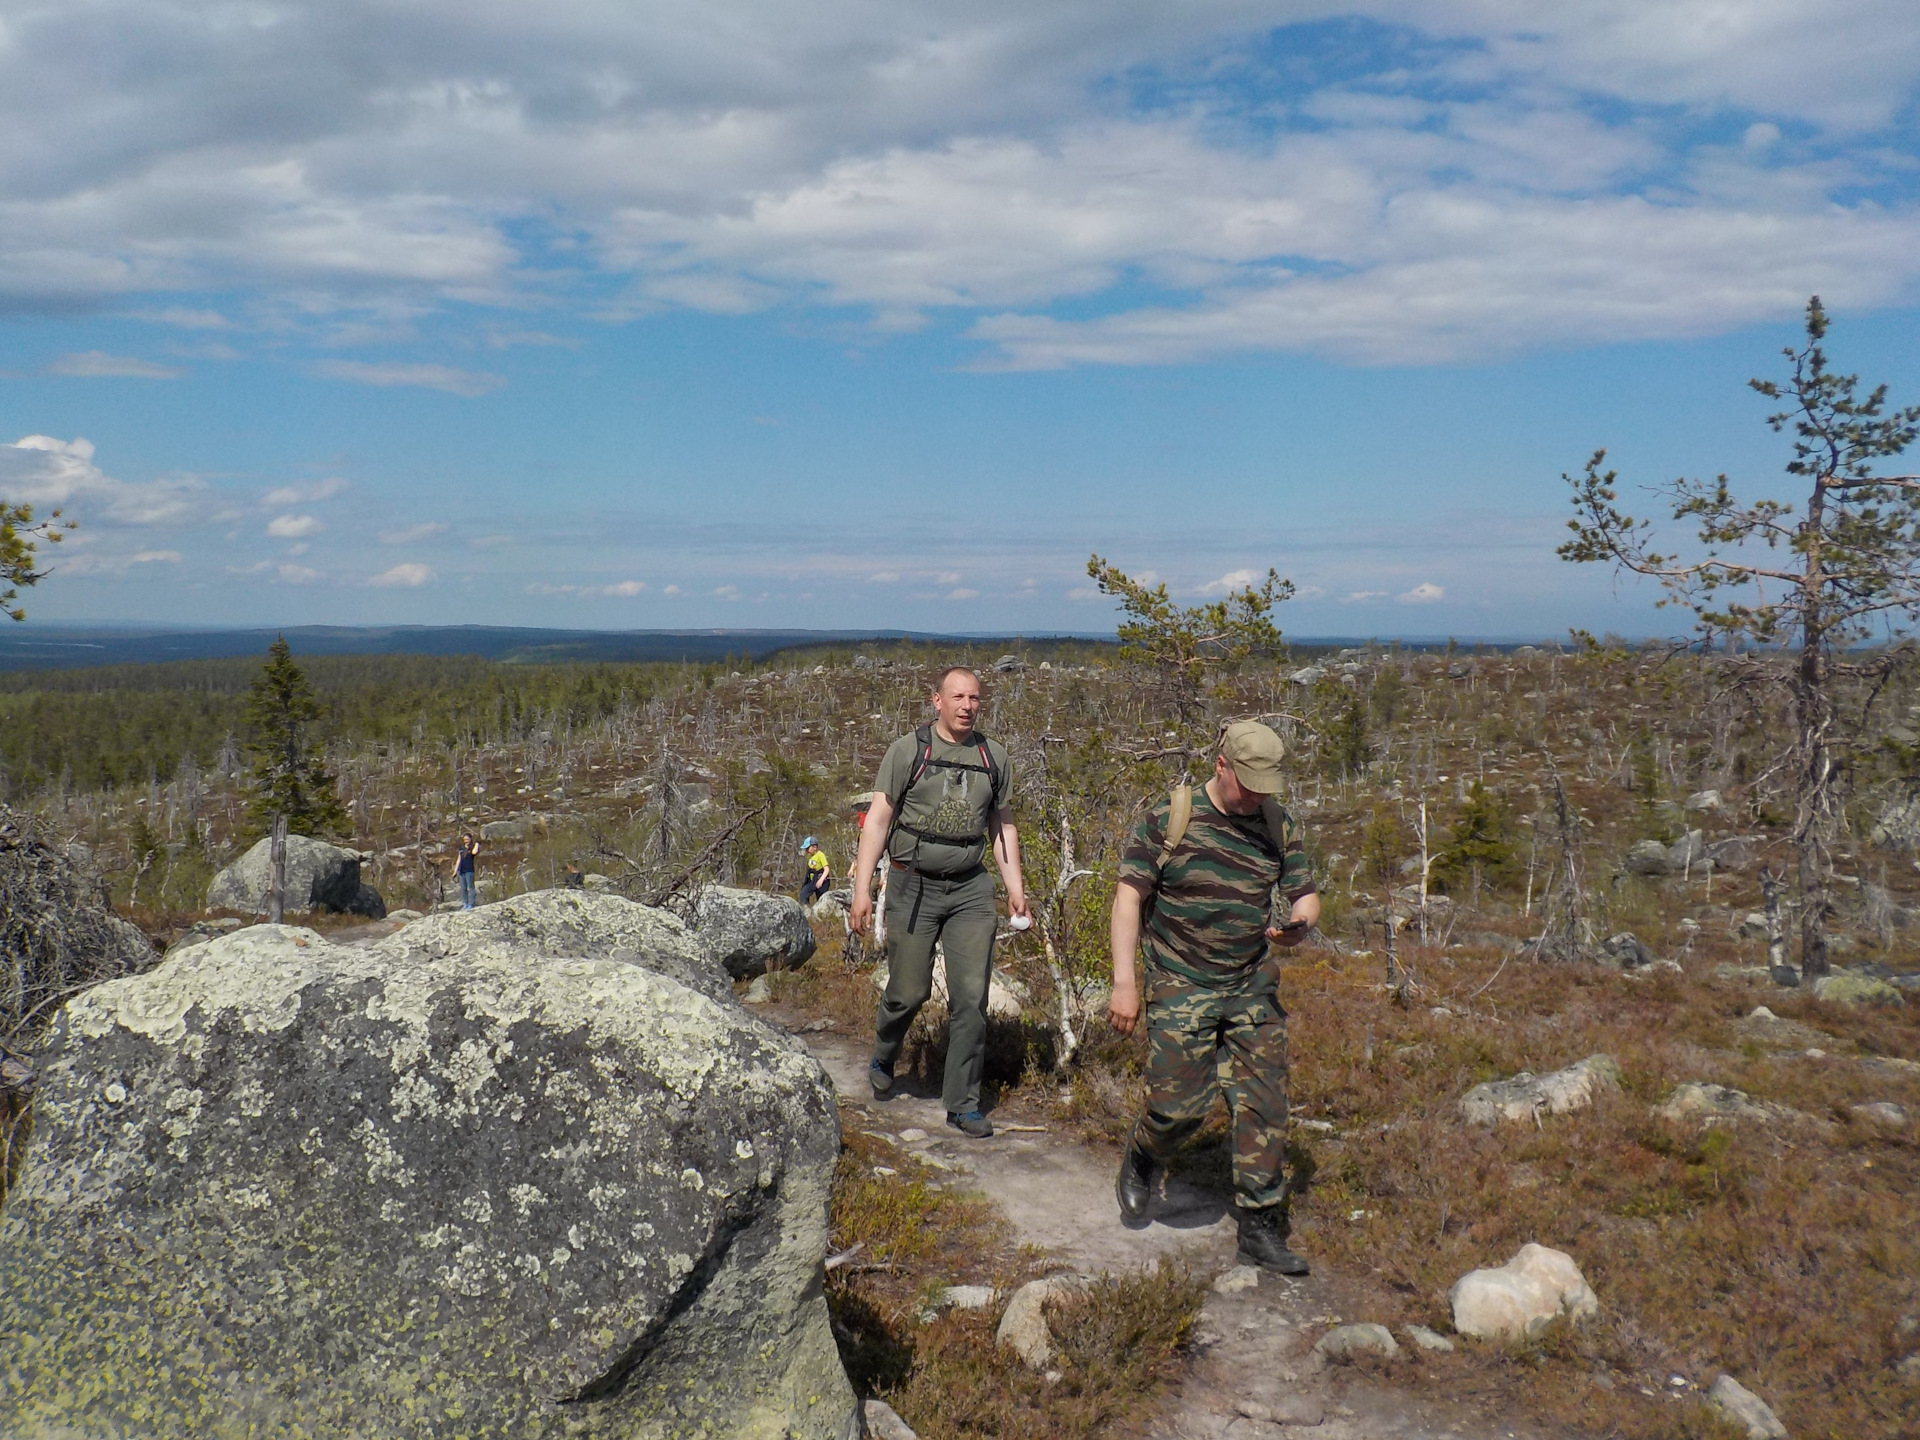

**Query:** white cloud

left=868, top=571, right=901, bottom=583
left=713, top=584, right=741, bottom=600
left=277, top=563, right=323, bottom=584
left=663, top=584, right=684, bottom=596
left=936, top=571, right=963, bottom=585
left=267, top=513, right=324, bottom=538
left=263, top=478, right=348, bottom=505
left=1343, top=589, right=1387, bottom=603
left=369, top=561, right=435, bottom=587
left=47, top=351, right=183, bottom=379
left=604, top=579, right=646, bottom=596
left=0, top=3, right=1913, bottom=364
left=379, top=520, right=449, bottom=544
left=1200, top=567, right=1260, bottom=594
left=58, top=549, right=183, bottom=576
left=312, top=361, right=504, bottom=397
left=1398, top=581, right=1445, bottom=604
left=0, top=435, right=206, bottom=526
left=946, top=587, right=980, bottom=600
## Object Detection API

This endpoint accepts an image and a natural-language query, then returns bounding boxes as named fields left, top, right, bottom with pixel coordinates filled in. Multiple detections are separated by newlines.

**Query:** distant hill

left=0, top=624, right=1049, bottom=672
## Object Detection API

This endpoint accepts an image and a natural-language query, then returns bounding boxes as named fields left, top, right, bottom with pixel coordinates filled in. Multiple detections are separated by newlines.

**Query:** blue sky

left=2, top=2, right=1917, bottom=640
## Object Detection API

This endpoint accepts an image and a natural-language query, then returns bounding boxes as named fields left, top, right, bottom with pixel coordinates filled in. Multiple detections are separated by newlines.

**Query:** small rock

left=898, top=1128, right=929, bottom=1143
left=385, top=908, right=424, bottom=922
left=1851, top=1101, right=1908, bottom=1129
left=1213, top=1265, right=1260, bottom=1295
left=1313, top=1323, right=1399, bottom=1363
left=1458, top=1054, right=1621, bottom=1125
left=992, top=654, right=1025, bottom=673
left=934, top=1284, right=996, bottom=1312
left=1449, top=1244, right=1598, bottom=1342
left=1235, top=1395, right=1326, bottom=1426
left=1601, top=932, right=1657, bottom=968
left=1705, top=1374, right=1788, bottom=1439
left=742, top=975, right=774, bottom=1004
left=864, top=1398, right=920, bottom=1440
left=1736, top=913, right=1771, bottom=940
left=1706, top=837, right=1757, bottom=872
left=1685, top=790, right=1725, bottom=813
left=1655, top=1081, right=1776, bottom=1125
left=1625, top=840, right=1674, bottom=877
left=1811, top=973, right=1905, bottom=1007
left=1288, top=666, right=1325, bottom=685
left=1748, top=1005, right=1777, bottom=1020
left=1404, top=1324, right=1456, bottom=1353
left=1896, top=1354, right=1920, bottom=1383
left=582, top=872, right=616, bottom=892
left=996, top=1275, right=1087, bottom=1368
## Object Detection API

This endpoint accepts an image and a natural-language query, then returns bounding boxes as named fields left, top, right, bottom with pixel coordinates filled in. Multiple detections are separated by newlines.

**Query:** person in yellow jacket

left=799, top=836, right=832, bottom=906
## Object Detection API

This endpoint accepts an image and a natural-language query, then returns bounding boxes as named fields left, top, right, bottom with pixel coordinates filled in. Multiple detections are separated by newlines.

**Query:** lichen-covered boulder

left=1458, top=1054, right=1621, bottom=1125
left=1449, top=1243, right=1598, bottom=1342
left=0, top=920, right=856, bottom=1440
left=381, top=887, right=730, bottom=1002
left=206, top=833, right=385, bottom=918
left=690, top=885, right=818, bottom=979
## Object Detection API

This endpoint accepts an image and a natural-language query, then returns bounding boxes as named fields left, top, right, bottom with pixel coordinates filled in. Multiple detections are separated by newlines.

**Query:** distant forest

left=0, top=638, right=1128, bottom=797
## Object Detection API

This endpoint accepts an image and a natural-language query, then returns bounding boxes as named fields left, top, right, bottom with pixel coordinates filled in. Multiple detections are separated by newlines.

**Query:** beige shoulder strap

left=1156, top=784, right=1193, bottom=870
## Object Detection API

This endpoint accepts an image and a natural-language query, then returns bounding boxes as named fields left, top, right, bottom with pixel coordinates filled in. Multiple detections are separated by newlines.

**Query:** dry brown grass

left=824, top=1126, right=1206, bottom=1440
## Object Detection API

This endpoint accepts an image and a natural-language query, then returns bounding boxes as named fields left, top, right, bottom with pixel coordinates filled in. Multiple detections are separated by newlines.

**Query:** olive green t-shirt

left=1118, top=785, right=1316, bottom=987
left=873, top=730, right=1013, bottom=876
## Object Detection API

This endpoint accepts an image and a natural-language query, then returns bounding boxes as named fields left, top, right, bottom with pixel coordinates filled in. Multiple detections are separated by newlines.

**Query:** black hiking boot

left=1237, top=1206, right=1309, bottom=1276
left=868, top=1060, right=894, bottom=1098
left=947, top=1110, right=994, bottom=1139
left=1116, top=1138, right=1157, bottom=1225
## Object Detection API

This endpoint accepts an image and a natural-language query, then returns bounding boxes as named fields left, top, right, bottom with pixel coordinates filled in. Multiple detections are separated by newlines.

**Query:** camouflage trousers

left=1134, top=967, right=1290, bottom=1212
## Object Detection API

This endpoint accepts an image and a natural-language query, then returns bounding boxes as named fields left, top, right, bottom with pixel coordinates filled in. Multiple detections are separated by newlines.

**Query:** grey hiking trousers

left=872, top=864, right=999, bottom=1115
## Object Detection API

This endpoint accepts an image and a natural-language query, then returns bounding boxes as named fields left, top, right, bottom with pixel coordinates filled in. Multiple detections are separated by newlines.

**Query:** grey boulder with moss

left=206, top=832, right=385, bottom=918
left=0, top=894, right=856, bottom=1440
left=689, top=884, right=818, bottom=979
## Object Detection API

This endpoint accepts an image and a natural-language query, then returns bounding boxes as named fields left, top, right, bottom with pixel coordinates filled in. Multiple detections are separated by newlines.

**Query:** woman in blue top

left=454, top=831, right=480, bottom=909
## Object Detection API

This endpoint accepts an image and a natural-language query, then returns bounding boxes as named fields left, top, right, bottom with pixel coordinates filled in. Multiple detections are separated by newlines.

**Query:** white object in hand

left=1007, top=914, right=1031, bottom=932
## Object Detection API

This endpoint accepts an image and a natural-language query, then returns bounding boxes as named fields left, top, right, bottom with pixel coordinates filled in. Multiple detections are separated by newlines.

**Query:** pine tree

left=1, top=501, right=75, bottom=622
left=242, top=636, right=348, bottom=840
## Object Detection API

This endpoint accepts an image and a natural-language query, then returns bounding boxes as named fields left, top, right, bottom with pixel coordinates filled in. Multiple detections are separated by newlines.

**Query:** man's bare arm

left=1107, top=879, right=1150, bottom=1036
left=991, top=808, right=1029, bottom=919
left=848, top=793, right=892, bottom=936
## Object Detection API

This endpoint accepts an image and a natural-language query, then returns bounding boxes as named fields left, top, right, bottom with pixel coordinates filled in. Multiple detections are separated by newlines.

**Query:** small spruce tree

left=243, top=636, right=348, bottom=840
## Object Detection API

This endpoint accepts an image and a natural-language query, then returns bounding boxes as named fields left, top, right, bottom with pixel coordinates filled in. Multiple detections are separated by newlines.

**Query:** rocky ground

left=776, top=1008, right=1572, bottom=1440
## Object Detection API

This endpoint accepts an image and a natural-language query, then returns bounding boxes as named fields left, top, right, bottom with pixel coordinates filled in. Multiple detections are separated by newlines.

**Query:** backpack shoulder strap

left=976, top=736, right=1004, bottom=805
left=1156, top=784, right=1193, bottom=871
left=890, top=725, right=935, bottom=810
left=1259, top=797, right=1290, bottom=866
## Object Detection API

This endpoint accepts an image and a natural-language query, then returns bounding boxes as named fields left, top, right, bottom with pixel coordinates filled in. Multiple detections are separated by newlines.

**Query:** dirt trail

left=783, top=1014, right=1564, bottom=1440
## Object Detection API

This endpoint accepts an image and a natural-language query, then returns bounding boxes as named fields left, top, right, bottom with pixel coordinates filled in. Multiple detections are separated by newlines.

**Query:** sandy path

left=783, top=1013, right=1565, bottom=1440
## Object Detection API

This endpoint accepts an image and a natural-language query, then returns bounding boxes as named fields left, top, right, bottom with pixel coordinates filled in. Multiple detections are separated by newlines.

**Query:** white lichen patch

left=508, top=1183, right=549, bottom=1217
left=233, top=1076, right=269, bottom=1118
left=349, top=1117, right=415, bottom=1189
left=459, top=1192, right=494, bottom=1225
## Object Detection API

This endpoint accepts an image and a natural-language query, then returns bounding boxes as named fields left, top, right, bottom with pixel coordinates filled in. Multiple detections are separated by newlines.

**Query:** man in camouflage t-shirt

left=1108, top=720, right=1320, bottom=1274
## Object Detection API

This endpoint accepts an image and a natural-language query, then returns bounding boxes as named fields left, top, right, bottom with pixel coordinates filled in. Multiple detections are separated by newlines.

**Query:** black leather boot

left=1116, top=1135, right=1157, bottom=1224
left=1237, top=1205, right=1309, bottom=1275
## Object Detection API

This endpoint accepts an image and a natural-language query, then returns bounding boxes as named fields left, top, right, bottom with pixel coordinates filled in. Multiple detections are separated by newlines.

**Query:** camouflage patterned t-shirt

left=1118, top=785, right=1316, bottom=986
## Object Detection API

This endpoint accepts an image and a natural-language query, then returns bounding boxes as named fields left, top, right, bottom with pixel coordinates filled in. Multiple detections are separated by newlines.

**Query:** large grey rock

left=0, top=808, right=156, bottom=1040
left=1706, top=837, right=1759, bottom=872
left=1625, top=839, right=1674, bottom=877
left=1870, top=793, right=1920, bottom=851
left=1600, top=932, right=1658, bottom=969
left=1449, top=1244, right=1598, bottom=1342
left=0, top=916, right=857, bottom=1440
left=1811, top=972, right=1905, bottom=1007
left=1654, top=1081, right=1778, bottom=1126
left=689, top=885, right=818, bottom=979
left=206, top=833, right=385, bottom=918
left=381, top=887, right=731, bottom=1002
left=1459, top=1054, right=1621, bottom=1125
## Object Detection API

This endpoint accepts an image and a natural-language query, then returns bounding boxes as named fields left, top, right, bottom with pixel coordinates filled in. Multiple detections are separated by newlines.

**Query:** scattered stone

left=1458, top=1054, right=1621, bottom=1125
left=1625, top=839, right=1675, bottom=877
left=1735, top=913, right=1770, bottom=940
left=1685, top=789, right=1725, bottom=814
left=1213, top=1265, right=1260, bottom=1295
left=1448, top=1243, right=1599, bottom=1342
left=1810, top=972, right=1904, bottom=1007
left=1705, top=1374, right=1788, bottom=1440
left=478, top=819, right=527, bottom=841
left=898, top=1128, right=929, bottom=1143
left=385, top=907, right=424, bottom=922
left=206, top=833, right=386, bottom=918
left=1870, top=793, right=1920, bottom=852
left=1288, top=667, right=1326, bottom=685
left=1667, top=829, right=1707, bottom=870
left=1313, top=1323, right=1399, bottom=1363
left=688, top=884, right=818, bottom=979
left=864, top=1398, right=920, bottom=1440
left=0, top=807, right=157, bottom=1040
left=996, top=1275, right=1088, bottom=1368
left=992, top=654, right=1025, bottom=673
left=1404, top=1324, right=1456, bottom=1353
left=742, top=974, right=774, bottom=1004
left=0, top=907, right=856, bottom=1438
left=1851, top=1101, right=1908, bottom=1129
left=934, top=1284, right=997, bottom=1312
left=1654, top=1082, right=1775, bottom=1126
left=582, top=872, right=617, bottom=892
left=1706, top=837, right=1758, bottom=872
left=1234, top=1395, right=1326, bottom=1426
left=1748, top=1005, right=1777, bottom=1020
left=1600, top=932, right=1658, bottom=969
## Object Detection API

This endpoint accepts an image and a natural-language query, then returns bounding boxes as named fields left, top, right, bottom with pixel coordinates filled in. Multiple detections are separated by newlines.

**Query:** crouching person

left=1107, top=720, right=1320, bottom=1274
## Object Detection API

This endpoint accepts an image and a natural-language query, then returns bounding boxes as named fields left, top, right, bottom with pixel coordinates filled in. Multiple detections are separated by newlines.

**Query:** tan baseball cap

left=1220, top=720, right=1286, bottom=794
